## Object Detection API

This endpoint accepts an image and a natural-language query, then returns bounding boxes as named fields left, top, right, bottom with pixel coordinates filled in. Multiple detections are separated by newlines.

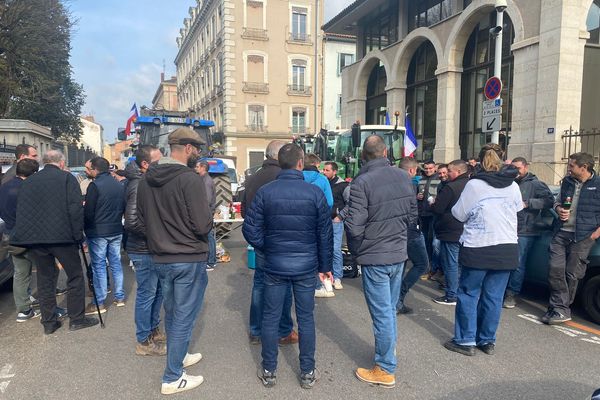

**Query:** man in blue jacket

left=243, top=143, right=333, bottom=390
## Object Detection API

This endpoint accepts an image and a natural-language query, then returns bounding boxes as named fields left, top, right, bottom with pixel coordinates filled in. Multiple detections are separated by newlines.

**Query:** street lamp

left=490, top=0, right=507, bottom=145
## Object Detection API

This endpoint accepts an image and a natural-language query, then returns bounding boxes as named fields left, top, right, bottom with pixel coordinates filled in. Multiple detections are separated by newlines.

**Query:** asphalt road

left=0, top=231, right=599, bottom=400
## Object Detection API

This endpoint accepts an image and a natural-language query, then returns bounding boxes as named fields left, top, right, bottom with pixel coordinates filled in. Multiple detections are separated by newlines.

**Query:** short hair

left=362, top=135, right=386, bottom=162
left=278, top=143, right=304, bottom=170
left=512, top=156, right=528, bottom=165
left=437, top=163, right=448, bottom=170
left=478, top=143, right=504, bottom=172
left=399, top=157, right=419, bottom=171
left=324, top=161, right=338, bottom=171
left=448, top=159, right=468, bottom=173
left=569, top=152, right=595, bottom=173
left=16, top=158, right=39, bottom=177
left=304, top=153, right=321, bottom=166
left=266, top=140, right=286, bottom=160
left=90, top=157, right=110, bottom=173
left=15, top=144, right=34, bottom=159
left=42, top=150, right=65, bottom=165
left=423, top=160, right=436, bottom=167
left=135, top=145, right=158, bottom=168
left=197, top=160, right=209, bottom=170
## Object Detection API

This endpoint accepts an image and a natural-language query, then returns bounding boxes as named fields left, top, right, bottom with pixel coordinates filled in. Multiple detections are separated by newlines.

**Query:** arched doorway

left=459, top=13, right=515, bottom=159
left=406, top=41, right=438, bottom=160
left=580, top=0, right=600, bottom=136
left=365, top=62, right=387, bottom=124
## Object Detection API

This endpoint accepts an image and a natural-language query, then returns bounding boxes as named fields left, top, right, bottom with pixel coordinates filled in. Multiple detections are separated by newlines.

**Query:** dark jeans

left=506, top=235, right=537, bottom=295
left=454, top=267, right=511, bottom=346
left=249, top=249, right=293, bottom=338
left=28, top=244, right=86, bottom=329
left=207, top=228, right=216, bottom=266
left=420, top=216, right=435, bottom=260
left=440, top=241, right=460, bottom=299
left=262, top=272, right=316, bottom=374
left=548, top=230, right=596, bottom=315
left=397, top=230, right=429, bottom=310
left=155, top=262, right=208, bottom=383
left=129, top=252, right=163, bottom=343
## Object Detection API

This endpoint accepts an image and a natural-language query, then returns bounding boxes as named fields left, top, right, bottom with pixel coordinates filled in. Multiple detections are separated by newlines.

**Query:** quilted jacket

left=11, top=164, right=84, bottom=246
left=242, top=169, right=333, bottom=276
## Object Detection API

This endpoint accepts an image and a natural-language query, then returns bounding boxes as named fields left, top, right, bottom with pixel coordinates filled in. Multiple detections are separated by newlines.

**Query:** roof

left=322, top=0, right=387, bottom=35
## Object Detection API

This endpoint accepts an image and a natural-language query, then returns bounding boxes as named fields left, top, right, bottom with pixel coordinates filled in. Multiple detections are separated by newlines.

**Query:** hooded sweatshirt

left=303, top=166, right=333, bottom=208
left=451, top=166, right=523, bottom=270
left=137, top=157, right=213, bottom=263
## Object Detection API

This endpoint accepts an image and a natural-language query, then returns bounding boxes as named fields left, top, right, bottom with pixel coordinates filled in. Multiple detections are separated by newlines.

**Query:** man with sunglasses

left=137, top=128, right=213, bottom=395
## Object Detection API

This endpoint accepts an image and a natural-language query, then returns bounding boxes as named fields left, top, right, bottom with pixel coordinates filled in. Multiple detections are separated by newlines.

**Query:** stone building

left=79, top=116, right=104, bottom=155
left=152, top=73, right=179, bottom=110
left=0, top=119, right=54, bottom=166
left=175, top=0, right=324, bottom=172
left=324, top=0, right=600, bottom=183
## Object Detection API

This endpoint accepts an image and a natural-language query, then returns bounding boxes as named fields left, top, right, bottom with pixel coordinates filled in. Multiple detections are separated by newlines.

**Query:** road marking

left=0, top=381, right=9, bottom=394
left=553, top=326, right=585, bottom=337
left=565, top=321, right=600, bottom=336
left=517, top=314, right=543, bottom=324
left=0, top=364, right=14, bottom=394
left=580, top=336, right=600, bottom=345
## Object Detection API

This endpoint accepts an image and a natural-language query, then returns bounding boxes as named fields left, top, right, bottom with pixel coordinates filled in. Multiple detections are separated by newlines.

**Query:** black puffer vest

left=559, top=173, right=600, bottom=242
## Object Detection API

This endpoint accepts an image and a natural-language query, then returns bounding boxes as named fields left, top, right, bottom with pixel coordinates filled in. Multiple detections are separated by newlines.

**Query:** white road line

left=517, top=314, right=543, bottom=324
left=0, top=365, right=14, bottom=379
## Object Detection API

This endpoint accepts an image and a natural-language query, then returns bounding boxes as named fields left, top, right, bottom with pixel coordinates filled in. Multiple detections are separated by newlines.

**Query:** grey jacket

left=344, top=158, right=417, bottom=266
left=516, top=173, right=554, bottom=236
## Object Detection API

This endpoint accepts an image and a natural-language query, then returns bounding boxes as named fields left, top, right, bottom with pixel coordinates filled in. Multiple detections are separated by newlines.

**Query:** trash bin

left=247, top=245, right=255, bottom=269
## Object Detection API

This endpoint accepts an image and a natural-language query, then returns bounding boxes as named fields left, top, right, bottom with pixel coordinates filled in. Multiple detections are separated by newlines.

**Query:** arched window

left=365, top=62, right=387, bottom=124
left=587, top=0, right=600, bottom=44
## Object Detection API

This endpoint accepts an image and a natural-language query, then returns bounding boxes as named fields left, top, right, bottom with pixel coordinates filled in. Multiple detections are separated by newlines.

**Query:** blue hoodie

left=303, top=166, right=333, bottom=208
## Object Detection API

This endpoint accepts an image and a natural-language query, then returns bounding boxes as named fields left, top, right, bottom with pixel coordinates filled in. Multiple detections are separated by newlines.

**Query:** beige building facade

left=325, top=0, right=600, bottom=183
left=175, top=0, right=324, bottom=173
left=152, top=73, right=179, bottom=110
left=79, top=116, right=104, bottom=155
left=0, top=119, right=54, bottom=165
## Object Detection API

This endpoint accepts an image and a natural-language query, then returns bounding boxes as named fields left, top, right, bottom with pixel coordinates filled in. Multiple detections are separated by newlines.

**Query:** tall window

left=292, top=62, right=306, bottom=90
left=248, top=104, right=265, bottom=131
left=408, top=0, right=456, bottom=32
left=587, top=0, right=600, bottom=44
left=292, top=108, right=306, bottom=133
left=365, top=63, right=387, bottom=124
left=338, top=53, right=355, bottom=75
left=361, top=2, right=398, bottom=56
left=336, top=94, right=342, bottom=117
left=291, top=7, right=308, bottom=41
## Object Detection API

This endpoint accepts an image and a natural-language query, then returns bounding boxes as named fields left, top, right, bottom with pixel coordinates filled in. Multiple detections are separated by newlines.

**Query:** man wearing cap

left=137, top=128, right=213, bottom=395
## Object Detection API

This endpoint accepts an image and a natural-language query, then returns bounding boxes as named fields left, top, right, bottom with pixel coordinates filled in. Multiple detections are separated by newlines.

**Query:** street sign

left=482, top=115, right=501, bottom=133
left=484, top=76, right=502, bottom=100
left=482, top=99, right=502, bottom=117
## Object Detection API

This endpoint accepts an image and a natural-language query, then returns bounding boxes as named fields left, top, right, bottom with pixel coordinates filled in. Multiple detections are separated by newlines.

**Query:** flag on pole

left=404, top=114, right=417, bottom=157
left=124, top=103, right=138, bottom=138
left=385, top=112, right=391, bottom=125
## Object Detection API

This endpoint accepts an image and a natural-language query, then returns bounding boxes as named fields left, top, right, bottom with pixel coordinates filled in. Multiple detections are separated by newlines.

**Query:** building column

left=344, top=97, right=366, bottom=127
left=434, top=67, right=462, bottom=162
left=384, top=84, right=406, bottom=121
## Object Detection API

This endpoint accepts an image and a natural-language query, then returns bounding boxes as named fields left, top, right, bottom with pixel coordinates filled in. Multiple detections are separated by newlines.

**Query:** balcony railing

left=291, top=126, right=307, bottom=134
left=243, top=82, right=269, bottom=94
left=287, top=85, right=311, bottom=96
left=288, top=32, right=311, bottom=43
left=242, top=27, right=268, bottom=40
left=246, top=124, right=267, bottom=133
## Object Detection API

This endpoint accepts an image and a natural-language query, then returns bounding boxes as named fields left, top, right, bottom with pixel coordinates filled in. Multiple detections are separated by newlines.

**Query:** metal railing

left=291, top=126, right=307, bottom=134
left=242, top=28, right=268, bottom=40
left=247, top=124, right=266, bottom=133
left=288, top=32, right=311, bottom=43
left=287, top=85, right=311, bottom=96
left=562, top=126, right=600, bottom=160
left=243, top=82, right=269, bottom=94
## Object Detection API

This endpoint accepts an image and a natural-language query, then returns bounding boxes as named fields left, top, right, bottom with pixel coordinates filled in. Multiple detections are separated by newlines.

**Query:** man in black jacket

left=503, top=157, right=554, bottom=308
left=345, top=136, right=417, bottom=388
left=1, top=143, right=38, bottom=185
left=124, top=145, right=165, bottom=356
left=196, top=160, right=217, bottom=271
left=84, top=157, right=125, bottom=314
left=241, top=140, right=297, bottom=346
left=417, top=160, right=440, bottom=260
left=322, top=161, right=348, bottom=290
left=431, top=160, right=469, bottom=305
left=11, top=150, right=98, bottom=334
left=137, top=128, right=212, bottom=395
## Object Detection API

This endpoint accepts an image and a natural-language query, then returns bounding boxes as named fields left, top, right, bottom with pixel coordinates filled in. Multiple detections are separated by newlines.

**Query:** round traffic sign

left=484, top=76, right=502, bottom=100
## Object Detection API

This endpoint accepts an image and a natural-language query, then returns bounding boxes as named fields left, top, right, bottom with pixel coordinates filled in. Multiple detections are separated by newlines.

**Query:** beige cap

left=167, top=127, right=205, bottom=146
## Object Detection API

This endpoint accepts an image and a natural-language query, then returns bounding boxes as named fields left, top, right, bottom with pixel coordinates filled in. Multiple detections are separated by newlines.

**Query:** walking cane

left=79, top=243, right=105, bottom=328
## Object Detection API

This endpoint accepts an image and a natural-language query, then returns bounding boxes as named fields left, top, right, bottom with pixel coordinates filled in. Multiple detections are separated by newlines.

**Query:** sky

left=69, top=0, right=354, bottom=143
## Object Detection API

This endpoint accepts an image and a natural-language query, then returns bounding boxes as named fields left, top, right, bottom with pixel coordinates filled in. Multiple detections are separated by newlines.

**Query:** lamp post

left=491, top=0, right=507, bottom=145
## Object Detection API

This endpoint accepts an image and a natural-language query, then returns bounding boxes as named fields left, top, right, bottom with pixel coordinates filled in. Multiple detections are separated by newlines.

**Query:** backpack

left=342, top=247, right=360, bottom=278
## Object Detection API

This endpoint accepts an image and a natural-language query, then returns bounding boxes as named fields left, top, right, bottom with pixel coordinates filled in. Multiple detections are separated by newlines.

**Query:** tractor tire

left=212, top=173, right=233, bottom=238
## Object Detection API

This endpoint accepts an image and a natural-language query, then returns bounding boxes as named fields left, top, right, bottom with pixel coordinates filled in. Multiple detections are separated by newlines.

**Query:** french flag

left=404, top=114, right=417, bottom=157
left=124, top=103, right=138, bottom=138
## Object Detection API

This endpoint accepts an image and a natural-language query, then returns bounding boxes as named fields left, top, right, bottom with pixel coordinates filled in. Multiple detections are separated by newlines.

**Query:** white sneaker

left=161, top=372, right=204, bottom=395
left=333, top=279, right=343, bottom=290
left=315, top=288, right=335, bottom=298
left=182, top=352, right=203, bottom=368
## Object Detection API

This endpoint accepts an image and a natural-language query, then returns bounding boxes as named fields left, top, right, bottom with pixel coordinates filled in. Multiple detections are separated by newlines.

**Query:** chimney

left=161, top=72, right=165, bottom=82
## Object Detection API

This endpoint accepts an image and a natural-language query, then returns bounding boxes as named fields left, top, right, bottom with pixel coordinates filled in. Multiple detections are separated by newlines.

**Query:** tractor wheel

left=212, top=173, right=233, bottom=238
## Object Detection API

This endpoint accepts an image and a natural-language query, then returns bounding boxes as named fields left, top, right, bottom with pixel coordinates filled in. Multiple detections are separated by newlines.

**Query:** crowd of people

left=0, top=130, right=599, bottom=394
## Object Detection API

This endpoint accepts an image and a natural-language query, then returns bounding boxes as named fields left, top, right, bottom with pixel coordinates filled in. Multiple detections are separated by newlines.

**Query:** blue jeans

left=88, top=234, right=124, bottom=304
left=440, top=241, right=460, bottom=299
left=128, top=252, right=163, bottom=343
left=262, top=272, right=316, bottom=374
left=155, top=262, right=208, bottom=383
left=397, top=230, right=429, bottom=309
left=208, top=228, right=216, bottom=266
left=332, top=221, right=344, bottom=280
left=431, top=235, right=441, bottom=273
left=506, top=235, right=537, bottom=295
left=249, top=249, right=293, bottom=338
left=361, top=263, right=405, bottom=374
left=454, top=267, right=511, bottom=346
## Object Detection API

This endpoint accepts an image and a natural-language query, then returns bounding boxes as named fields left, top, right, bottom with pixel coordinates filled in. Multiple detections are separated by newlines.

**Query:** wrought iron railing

left=562, top=126, right=600, bottom=160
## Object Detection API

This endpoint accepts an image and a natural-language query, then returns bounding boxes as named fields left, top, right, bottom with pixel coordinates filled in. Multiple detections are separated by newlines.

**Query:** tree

left=0, top=0, right=84, bottom=140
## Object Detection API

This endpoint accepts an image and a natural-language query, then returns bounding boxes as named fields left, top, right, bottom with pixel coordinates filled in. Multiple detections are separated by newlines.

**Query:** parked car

left=524, top=187, right=600, bottom=324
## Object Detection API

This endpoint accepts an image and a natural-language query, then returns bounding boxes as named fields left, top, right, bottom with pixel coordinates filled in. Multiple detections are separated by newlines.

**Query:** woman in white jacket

left=444, top=144, right=523, bottom=356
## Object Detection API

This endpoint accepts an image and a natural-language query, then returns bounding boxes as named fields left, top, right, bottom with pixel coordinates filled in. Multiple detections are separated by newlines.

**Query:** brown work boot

left=355, top=365, right=395, bottom=388
left=151, top=327, right=167, bottom=344
left=135, top=338, right=166, bottom=356
left=278, top=330, right=299, bottom=345
left=84, top=303, right=106, bottom=315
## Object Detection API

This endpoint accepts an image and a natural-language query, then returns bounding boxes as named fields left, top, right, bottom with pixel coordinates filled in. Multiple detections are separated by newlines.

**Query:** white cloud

left=324, top=0, right=355, bottom=23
